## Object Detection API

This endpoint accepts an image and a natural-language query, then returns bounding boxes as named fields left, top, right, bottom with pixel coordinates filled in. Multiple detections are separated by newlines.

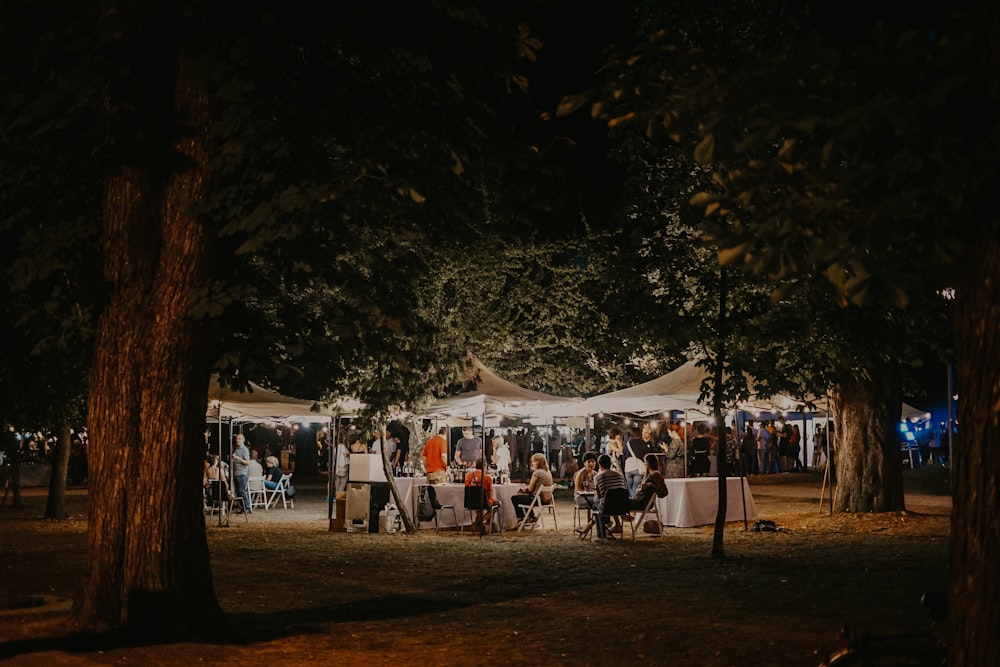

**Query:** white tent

left=578, top=360, right=826, bottom=417
left=577, top=360, right=707, bottom=416
left=420, top=356, right=583, bottom=421
left=901, top=402, right=931, bottom=422
left=206, top=377, right=361, bottom=422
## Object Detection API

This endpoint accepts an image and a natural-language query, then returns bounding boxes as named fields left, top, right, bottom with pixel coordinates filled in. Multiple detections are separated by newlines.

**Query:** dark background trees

left=556, top=1, right=994, bottom=662
left=3, top=0, right=992, bottom=661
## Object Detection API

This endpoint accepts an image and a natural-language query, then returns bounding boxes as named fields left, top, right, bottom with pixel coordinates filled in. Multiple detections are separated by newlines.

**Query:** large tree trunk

left=43, top=421, right=72, bottom=519
left=68, top=1, right=224, bottom=637
left=949, top=229, right=1000, bottom=665
left=830, top=372, right=905, bottom=513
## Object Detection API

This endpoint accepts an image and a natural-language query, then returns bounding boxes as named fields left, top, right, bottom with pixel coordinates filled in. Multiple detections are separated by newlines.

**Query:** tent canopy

left=206, top=377, right=357, bottom=422
left=420, top=355, right=583, bottom=420
left=579, top=360, right=826, bottom=417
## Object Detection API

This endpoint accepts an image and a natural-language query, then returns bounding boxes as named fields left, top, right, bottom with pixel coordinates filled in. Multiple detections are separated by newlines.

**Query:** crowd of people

left=201, top=431, right=293, bottom=515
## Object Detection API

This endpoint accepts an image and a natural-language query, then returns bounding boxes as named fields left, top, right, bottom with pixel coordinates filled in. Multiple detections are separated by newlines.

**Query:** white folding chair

left=265, top=473, right=295, bottom=509
left=633, top=493, right=661, bottom=537
left=516, top=484, right=557, bottom=531
left=247, top=475, right=267, bottom=510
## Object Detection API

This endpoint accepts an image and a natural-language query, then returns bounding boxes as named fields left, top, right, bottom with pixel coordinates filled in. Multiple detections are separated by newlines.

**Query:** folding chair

left=265, top=473, right=295, bottom=509
left=516, top=484, right=557, bottom=531
left=205, top=480, right=245, bottom=526
left=247, top=475, right=267, bottom=510
left=426, top=484, right=458, bottom=532
left=463, top=485, right=503, bottom=536
left=594, top=488, right=633, bottom=541
left=633, top=493, right=662, bottom=537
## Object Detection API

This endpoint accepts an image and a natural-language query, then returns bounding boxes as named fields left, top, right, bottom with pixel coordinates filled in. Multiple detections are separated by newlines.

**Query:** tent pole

left=216, top=406, right=224, bottom=527
left=736, top=409, right=748, bottom=530
left=683, top=409, right=689, bottom=477
left=328, top=415, right=338, bottom=525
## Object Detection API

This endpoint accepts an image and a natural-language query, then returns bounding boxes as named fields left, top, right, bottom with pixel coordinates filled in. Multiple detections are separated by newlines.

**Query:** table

left=412, top=483, right=522, bottom=530
left=388, top=476, right=426, bottom=522
left=655, top=477, right=757, bottom=528
left=18, top=464, right=51, bottom=488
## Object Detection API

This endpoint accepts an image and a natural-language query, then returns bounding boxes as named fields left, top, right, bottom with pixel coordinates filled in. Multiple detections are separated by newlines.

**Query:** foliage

left=0, top=1, right=102, bottom=430
left=570, top=12, right=997, bottom=308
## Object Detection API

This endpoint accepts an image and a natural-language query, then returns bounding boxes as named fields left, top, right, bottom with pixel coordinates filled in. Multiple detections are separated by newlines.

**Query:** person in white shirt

left=491, top=435, right=511, bottom=475
left=248, top=450, right=264, bottom=479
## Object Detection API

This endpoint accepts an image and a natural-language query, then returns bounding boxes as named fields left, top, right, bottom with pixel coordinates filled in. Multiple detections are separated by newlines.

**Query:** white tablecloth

left=655, top=477, right=757, bottom=528
left=414, top=483, right=522, bottom=530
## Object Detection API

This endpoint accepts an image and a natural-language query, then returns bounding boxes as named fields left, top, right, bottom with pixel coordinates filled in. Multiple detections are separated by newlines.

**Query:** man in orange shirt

left=422, top=427, right=448, bottom=484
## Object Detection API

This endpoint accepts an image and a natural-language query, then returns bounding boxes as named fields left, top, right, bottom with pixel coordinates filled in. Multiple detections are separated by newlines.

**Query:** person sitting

left=594, top=453, right=628, bottom=537
left=203, top=455, right=232, bottom=510
left=573, top=452, right=599, bottom=537
left=464, top=467, right=500, bottom=532
left=574, top=452, right=598, bottom=509
left=263, top=455, right=283, bottom=490
left=511, top=453, right=553, bottom=525
left=629, top=453, right=669, bottom=510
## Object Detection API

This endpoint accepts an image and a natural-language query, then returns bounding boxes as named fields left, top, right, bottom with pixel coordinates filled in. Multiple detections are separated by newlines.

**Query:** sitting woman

left=203, top=455, right=232, bottom=507
left=263, top=455, right=283, bottom=490
left=628, top=454, right=669, bottom=510
left=511, top=453, right=554, bottom=523
left=574, top=452, right=598, bottom=510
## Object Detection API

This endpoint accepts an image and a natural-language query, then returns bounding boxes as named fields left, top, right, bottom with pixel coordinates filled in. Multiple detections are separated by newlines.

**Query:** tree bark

left=43, top=421, right=72, bottom=519
left=949, top=228, right=1000, bottom=666
left=68, top=0, right=224, bottom=637
left=830, top=372, right=905, bottom=513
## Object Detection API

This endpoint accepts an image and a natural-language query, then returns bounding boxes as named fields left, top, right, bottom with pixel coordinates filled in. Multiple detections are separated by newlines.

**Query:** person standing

left=491, top=435, right=511, bottom=479
left=756, top=420, right=772, bottom=474
left=741, top=423, right=758, bottom=475
left=422, top=427, right=448, bottom=484
left=623, top=425, right=654, bottom=497
left=788, top=424, right=802, bottom=472
left=383, top=433, right=398, bottom=471
left=661, top=427, right=686, bottom=479
left=231, top=433, right=252, bottom=513
left=348, top=435, right=367, bottom=455
left=334, top=439, right=351, bottom=493
left=454, top=426, right=482, bottom=469
left=605, top=428, right=624, bottom=474
left=690, top=423, right=712, bottom=477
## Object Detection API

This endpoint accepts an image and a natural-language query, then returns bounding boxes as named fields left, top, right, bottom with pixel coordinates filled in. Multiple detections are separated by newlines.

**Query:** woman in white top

left=491, top=435, right=511, bottom=474
left=334, top=440, right=351, bottom=493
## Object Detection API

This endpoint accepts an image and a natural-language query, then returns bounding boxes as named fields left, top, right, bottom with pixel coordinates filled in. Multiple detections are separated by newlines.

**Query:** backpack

left=751, top=519, right=778, bottom=532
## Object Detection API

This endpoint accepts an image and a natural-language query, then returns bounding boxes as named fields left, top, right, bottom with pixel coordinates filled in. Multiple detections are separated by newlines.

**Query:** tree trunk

left=68, top=1, right=224, bottom=637
left=43, top=421, right=72, bottom=519
left=830, top=372, right=905, bottom=513
left=949, top=228, right=1000, bottom=665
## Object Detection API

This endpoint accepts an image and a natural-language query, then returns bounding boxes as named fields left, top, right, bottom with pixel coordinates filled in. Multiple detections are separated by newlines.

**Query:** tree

left=560, top=3, right=998, bottom=663
left=5, top=0, right=581, bottom=634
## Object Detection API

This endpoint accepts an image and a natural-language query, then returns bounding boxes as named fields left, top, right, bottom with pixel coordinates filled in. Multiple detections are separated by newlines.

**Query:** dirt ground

left=0, top=467, right=952, bottom=666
